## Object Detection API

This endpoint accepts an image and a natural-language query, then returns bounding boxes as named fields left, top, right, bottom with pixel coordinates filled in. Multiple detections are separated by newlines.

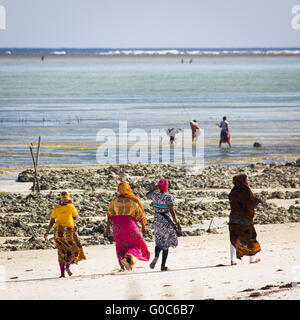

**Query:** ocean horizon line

left=1, top=47, right=300, bottom=57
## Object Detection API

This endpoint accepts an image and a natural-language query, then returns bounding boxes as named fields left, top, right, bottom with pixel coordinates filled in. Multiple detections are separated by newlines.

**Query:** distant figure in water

left=41, top=56, right=45, bottom=61
left=181, top=58, right=184, bottom=64
left=189, top=59, right=193, bottom=64
left=218, top=116, right=232, bottom=148
left=189, top=120, right=201, bottom=142
left=166, top=128, right=181, bottom=144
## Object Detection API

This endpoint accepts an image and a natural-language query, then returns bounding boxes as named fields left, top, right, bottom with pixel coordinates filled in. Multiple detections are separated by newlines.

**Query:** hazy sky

left=0, top=0, right=300, bottom=48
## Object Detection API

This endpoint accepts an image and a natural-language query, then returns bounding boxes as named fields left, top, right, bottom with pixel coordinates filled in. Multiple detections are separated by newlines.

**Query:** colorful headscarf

left=118, top=182, right=145, bottom=214
left=60, top=191, right=72, bottom=205
left=158, top=179, right=169, bottom=192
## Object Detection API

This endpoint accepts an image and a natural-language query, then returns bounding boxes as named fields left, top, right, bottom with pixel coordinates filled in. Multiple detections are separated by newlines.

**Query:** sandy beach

left=0, top=161, right=299, bottom=300
left=1, top=222, right=300, bottom=300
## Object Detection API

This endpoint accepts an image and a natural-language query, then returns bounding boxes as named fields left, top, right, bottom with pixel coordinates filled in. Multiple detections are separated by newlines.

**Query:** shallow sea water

left=0, top=56, right=299, bottom=167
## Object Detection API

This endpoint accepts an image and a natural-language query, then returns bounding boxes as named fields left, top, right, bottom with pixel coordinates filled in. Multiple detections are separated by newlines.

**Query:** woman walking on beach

left=146, top=179, right=182, bottom=271
left=44, top=191, right=86, bottom=278
left=228, top=174, right=261, bottom=265
left=106, top=182, right=150, bottom=271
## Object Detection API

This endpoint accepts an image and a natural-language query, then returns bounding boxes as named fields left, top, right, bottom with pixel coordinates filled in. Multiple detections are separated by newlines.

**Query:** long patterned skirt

left=112, top=215, right=150, bottom=267
left=229, top=223, right=261, bottom=260
left=153, top=213, right=178, bottom=251
left=53, top=225, right=86, bottom=265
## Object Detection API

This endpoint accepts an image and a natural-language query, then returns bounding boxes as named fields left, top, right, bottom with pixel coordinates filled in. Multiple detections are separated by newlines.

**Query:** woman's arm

left=139, top=219, right=146, bottom=234
left=253, top=193, right=263, bottom=207
left=146, top=185, right=159, bottom=199
left=105, top=217, right=113, bottom=236
left=44, top=218, right=55, bottom=240
left=169, top=205, right=182, bottom=234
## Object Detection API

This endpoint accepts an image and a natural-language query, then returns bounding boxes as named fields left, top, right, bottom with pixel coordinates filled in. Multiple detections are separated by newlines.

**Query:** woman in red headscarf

left=106, top=182, right=150, bottom=271
left=146, top=179, right=182, bottom=271
left=229, top=174, right=261, bottom=265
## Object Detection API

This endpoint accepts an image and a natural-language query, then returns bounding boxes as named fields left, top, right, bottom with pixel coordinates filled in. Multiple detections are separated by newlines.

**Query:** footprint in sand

left=260, top=285, right=276, bottom=290
left=249, top=292, right=261, bottom=298
left=241, top=288, right=255, bottom=292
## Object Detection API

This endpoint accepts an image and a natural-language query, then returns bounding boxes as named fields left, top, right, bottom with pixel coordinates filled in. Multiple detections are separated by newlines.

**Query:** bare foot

left=250, top=258, right=261, bottom=264
left=231, top=261, right=237, bottom=266
left=121, top=258, right=131, bottom=271
left=59, top=275, right=65, bottom=278
left=123, top=253, right=136, bottom=271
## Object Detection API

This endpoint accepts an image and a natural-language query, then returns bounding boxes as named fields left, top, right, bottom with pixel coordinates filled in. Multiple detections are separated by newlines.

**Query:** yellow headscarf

left=118, top=182, right=145, bottom=214
left=60, top=191, right=72, bottom=205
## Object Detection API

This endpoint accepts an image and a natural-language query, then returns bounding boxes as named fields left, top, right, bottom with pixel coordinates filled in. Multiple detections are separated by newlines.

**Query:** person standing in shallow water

left=44, top=191, right=86, bottom=278
left=190, top=120, right=201, bottom=142
left=218, top=116, right=232, bottom=148
left=228, top=174, right=261, bottom=265
left=146, top=179, right=182, bottom=271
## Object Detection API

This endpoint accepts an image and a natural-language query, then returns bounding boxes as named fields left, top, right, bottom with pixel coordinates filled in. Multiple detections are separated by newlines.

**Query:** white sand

left=0, top=180, right=32, bottom=194
left=0, top=222, right=300, bottom=300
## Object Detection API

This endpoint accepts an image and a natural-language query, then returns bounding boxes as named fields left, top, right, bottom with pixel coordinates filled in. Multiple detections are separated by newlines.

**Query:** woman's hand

left=105, top=226, right=111, bottom=236
left=141, top=225, right=146, bottom=234
left=106, top=217, right=112, bottom=236
left=176, top=222, right=182, bottom=235
left=151, top=184, right=159, bottom=192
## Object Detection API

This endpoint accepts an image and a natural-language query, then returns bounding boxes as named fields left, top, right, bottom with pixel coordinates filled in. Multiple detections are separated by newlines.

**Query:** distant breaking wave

left=97, top=49, right=300, bottom=56
left=1, top=48, right=300, bottom=56
left=51, top=51, right=67, bottom=55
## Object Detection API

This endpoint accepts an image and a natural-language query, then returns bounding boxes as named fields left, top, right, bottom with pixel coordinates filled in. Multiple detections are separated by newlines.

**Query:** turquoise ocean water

left=0, top=54, right=300, bottom=167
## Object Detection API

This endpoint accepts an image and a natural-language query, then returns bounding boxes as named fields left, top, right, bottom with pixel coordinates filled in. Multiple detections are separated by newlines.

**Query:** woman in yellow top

left=44, top=191, right=86, bottom=278
left=106, top=182, right=150, bottom=271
